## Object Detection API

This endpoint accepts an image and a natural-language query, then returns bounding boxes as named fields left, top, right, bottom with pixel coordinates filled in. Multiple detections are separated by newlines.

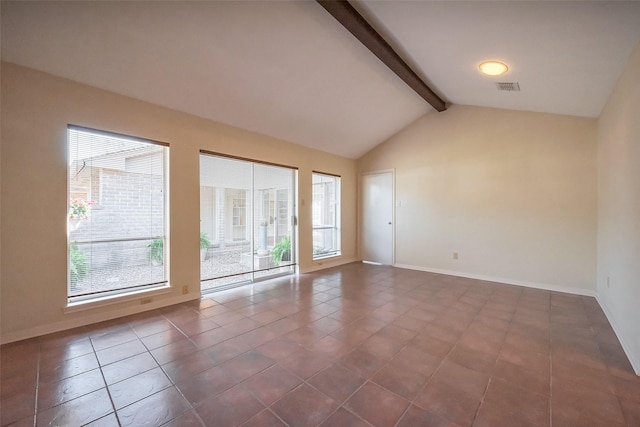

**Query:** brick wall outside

left=70, top=168, right=164, bottom=270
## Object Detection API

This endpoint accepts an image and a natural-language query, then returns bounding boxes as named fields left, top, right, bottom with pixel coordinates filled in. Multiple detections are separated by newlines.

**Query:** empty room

left=1, top=1, right=639, bottom=426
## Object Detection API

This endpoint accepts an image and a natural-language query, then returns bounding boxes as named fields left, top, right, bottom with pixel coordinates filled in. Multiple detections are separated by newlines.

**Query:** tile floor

left=1, top=263, right=639, bottom=426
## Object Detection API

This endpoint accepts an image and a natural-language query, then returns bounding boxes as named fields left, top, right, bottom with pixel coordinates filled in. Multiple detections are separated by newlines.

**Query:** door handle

left=388, top=222, right=392, bottom=225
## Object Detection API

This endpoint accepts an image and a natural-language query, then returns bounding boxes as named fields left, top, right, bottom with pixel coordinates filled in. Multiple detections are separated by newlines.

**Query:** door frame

left=199, top=151, right=298, bottom=292
left=359, top=169, right=395, bottom=265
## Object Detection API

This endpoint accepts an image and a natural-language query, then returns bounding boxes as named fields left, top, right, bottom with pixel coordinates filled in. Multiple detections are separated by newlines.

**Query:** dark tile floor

left=1, top=263, right=639, bottom=426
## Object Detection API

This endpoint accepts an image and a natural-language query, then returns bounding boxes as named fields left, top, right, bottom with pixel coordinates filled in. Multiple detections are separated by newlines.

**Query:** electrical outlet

left=140, top=297, right=152, bottom=305
left=453, top=252, right=459, bottom=260
left=182, top=285, right=189, bottom=295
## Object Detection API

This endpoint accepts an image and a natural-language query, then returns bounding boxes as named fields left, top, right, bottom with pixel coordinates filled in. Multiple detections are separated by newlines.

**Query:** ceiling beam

left=317, top=0, right=446, bottom=112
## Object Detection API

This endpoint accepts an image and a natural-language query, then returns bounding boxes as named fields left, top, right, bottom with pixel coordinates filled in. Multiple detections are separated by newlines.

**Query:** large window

left=67, top=126, right=168, bottom=302
left=312, top=172, right=341, bottom=259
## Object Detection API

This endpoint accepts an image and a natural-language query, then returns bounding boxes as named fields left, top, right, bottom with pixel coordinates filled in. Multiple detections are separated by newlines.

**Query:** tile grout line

left=33, top=341, right=41, bottom=427
left=470, top=286, right=525, bottom=426
left=240, top=385, right=290, bottom=427
left=89, top=335, right=123, bottom=427
left=176, top=341, right=289, bottom=425
left=101, top=317, right=197, bottom=426
left=580, top=296, right=628, bottom=426
left=549, top=297, right=553, bottom=427
left=310, top=296, right=440, bottom=426
left=419, top=287, right=485, bottom=424
left=241, top=304, right=406, bottom=426
left=138, top=315, right=209, bottom=426
left=402, top=285, right=477, bottom=420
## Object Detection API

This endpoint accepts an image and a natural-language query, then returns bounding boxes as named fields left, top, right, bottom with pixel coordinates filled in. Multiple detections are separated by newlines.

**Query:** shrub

left=200, top=232, right=211, bottom=249
left=148, top=239, right=164, bottom=264
left=70, top=245, right=88, bottom=285
left=271, top=236, right=291, bottom=264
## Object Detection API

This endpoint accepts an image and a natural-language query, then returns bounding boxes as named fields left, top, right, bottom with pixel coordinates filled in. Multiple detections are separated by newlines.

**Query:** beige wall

left=358, top=105, right=597, bottom=294
left=0, top=62, right=357, bottom=343
left=597, top=42, right=640, bottom=373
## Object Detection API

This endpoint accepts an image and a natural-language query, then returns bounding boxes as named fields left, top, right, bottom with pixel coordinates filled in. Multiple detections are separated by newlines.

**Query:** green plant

left=200, top=232, right=211, bottom=249
left=148, top=239, right=164, bottom=264
left=70, top=245, right=88, bottom=285
left=271, top=236, right=291, bottom=264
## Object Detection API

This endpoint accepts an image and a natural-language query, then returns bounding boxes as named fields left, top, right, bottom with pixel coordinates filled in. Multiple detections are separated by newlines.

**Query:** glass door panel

left=200, top=153, right=296, bottom=291
left=200, top=156, right=253, bottom=291
left=253, top=164, right=295, bottom=280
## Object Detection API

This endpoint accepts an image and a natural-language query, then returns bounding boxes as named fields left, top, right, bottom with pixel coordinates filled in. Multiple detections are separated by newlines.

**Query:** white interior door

left=361, top=171, right=394, bottom=264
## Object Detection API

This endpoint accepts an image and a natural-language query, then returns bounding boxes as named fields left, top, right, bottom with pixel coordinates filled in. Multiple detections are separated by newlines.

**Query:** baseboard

left=596, top=295, right=640, bottom=375
left=394, top=264, right=597, bottom=297
left=1, top=293, right=199, bottom=345
left=300, top=257, right=360, bottom=274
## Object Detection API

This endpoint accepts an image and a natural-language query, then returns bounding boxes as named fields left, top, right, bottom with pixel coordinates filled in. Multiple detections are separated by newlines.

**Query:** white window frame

left=312, top=171, right=341, bottom=260
left=67, top=125, right=169, bottom=305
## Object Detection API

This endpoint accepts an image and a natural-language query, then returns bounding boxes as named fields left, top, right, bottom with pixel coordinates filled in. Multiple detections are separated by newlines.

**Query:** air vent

left=496, top=82, right=520, bottom=91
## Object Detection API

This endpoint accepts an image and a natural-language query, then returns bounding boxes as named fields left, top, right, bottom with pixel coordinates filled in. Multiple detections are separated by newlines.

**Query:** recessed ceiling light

left=479, top=61, right=508, bottom=76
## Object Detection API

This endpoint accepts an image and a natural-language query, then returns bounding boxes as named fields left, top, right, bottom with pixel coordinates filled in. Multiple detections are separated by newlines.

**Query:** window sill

left=64, top=284, right=171, bottom=314
left=313, top=253, right=342, bottom=262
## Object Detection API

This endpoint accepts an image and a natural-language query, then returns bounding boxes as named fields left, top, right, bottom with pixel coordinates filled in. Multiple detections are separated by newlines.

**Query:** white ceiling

left=2, top=1, right=640, bottom=159
left=355, top=1, right=640, bottom=118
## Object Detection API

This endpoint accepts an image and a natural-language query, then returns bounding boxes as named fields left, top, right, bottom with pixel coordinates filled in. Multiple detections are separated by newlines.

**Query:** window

left=67, top=126, right=168, bottom=302
left=312, top=172, right=340, bottom=259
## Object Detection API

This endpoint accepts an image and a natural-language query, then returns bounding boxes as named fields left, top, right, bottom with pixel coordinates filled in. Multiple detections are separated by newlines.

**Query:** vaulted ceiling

left=2, top=1, right=640, bottom=158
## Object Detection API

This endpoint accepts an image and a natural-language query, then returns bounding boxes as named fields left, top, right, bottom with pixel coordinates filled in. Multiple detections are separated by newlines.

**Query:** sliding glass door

left=199, top=153, right=296, bottom=291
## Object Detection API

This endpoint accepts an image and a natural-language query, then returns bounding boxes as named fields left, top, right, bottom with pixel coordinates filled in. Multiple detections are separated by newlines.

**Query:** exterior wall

left=71, top=168, right=165, bottom=269
left=597, top=41, right=640, bottom=374
left=0, top=62, right=357, bottom=343
left=358, top=105, right=598, bottom=295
